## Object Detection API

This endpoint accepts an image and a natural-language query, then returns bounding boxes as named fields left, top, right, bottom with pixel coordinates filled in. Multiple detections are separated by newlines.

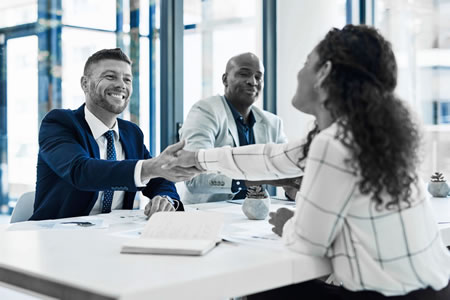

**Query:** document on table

left=100, top=209, right=148, bottom=225
left=7, top=218, right=107, bottom=231
left=223, top=220, right=281, bottom=246
left=121, top=211, right=224, bottom=256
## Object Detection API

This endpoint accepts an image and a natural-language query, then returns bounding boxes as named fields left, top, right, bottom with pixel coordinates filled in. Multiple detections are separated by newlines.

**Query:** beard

left=89, top=82, right=129, bottom=115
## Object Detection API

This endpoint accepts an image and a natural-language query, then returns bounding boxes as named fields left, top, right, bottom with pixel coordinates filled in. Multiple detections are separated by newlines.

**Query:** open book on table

left=121, top=211, right=224, bottom=256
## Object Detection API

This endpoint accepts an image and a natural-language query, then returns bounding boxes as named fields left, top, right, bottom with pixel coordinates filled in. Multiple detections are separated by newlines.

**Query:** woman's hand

left=268, top=207, right=294, bottom=236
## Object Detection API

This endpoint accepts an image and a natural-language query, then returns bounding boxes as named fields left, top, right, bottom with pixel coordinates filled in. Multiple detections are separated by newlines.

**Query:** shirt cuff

left=134, top=160, right=150, bottom=187
left=197, top=149, right=207, bottom=170
left=231, top=179, right=247, bottom=194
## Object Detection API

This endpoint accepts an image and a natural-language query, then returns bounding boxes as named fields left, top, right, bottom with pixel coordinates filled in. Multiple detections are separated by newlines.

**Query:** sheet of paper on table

left=7, top=218, right=107, bottom=231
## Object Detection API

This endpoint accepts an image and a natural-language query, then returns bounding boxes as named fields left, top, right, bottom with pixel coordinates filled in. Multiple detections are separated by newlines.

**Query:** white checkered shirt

left=197, top=122, right=450, bottom=296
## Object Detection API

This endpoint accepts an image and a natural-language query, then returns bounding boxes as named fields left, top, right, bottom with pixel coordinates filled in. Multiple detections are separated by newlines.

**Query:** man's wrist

left=135, top=160, right=149, bottom=187
left=160, top=195, right=179, bottom=210
left=141, top=159, right=156, bottom=182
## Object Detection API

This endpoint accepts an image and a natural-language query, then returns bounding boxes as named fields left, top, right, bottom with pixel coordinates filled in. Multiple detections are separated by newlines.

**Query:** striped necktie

left=102, top=130, right=117, bottom=213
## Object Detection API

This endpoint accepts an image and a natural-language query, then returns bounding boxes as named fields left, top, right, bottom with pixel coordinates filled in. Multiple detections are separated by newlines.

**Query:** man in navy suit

left=32, top=48, right=199, bottom=221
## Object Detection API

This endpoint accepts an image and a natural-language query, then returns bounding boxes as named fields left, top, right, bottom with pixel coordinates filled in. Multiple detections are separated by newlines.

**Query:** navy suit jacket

left=31, top=104, right=181, bottom=220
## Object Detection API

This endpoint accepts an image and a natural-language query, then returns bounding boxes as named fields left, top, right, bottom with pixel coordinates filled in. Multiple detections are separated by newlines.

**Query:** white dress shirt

left=84, top=106, right=147, bottom=214
left=197, top=122, right=450, bottom=296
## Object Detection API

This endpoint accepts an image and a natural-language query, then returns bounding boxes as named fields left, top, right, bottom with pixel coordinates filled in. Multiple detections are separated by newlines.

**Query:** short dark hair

left=83, top=48, right=131, bottom=76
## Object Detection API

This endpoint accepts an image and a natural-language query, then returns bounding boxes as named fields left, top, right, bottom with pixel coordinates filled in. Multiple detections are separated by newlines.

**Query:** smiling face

left=82, top=59, right=132, bottom=117
left=223, top=53, right=264, bottom=109
left=291, top=49, right=321, bottom=115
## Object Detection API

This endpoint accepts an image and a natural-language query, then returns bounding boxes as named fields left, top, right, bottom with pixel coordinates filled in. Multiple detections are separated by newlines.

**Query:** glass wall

left=374, top=0, right=450, bottom=179
left=6, top=36, right=38, bottom=203
left=0, top=0, right=37, bottom=28
left=62, top=0, right=116, bottom=31
left=141, top=0, right=161, bottom=154
left=183, top=0, right=263, bottom=120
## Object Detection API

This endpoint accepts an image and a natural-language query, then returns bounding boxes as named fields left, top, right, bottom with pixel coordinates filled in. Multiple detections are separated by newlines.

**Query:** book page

left=141, top=211, right=224, bottom=242
left=122, top=239, right=216, bottom=255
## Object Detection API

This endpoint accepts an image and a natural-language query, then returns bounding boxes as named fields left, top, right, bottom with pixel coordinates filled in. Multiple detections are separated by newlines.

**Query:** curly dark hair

left=302, top=25, right=420, bottom=210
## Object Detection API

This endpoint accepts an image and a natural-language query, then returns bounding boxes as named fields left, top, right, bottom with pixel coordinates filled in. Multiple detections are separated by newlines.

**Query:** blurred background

left=0, top=0, right=449, bottom=214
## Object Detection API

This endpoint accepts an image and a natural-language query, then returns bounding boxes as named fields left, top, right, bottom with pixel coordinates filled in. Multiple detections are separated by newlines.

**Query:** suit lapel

left=117, top=120, right=136, bottom=159
left=74, top=105, right=100, bottom=158
left=116, top=120, right=137, bottom=209
left=254, top=122, right=268, bottom=144
left=252, top=109, right=268, bottom=144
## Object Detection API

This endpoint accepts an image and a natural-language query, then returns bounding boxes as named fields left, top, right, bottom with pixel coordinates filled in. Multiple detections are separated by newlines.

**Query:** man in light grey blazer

left=179, top=52, right=293, bottom=203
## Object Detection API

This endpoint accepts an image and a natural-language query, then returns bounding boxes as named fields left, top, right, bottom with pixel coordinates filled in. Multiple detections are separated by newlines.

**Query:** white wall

left=277, top=0, right=346, bottom=141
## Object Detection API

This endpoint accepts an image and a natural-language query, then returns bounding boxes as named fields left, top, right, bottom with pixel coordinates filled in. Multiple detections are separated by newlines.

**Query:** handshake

left=141, top=140, right=205, bottom=183
left=141, top=140, right=302, bottom=199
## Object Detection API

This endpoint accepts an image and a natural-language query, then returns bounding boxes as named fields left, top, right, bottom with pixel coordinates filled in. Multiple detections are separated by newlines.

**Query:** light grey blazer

left=179, top=95, right=288, bottom=203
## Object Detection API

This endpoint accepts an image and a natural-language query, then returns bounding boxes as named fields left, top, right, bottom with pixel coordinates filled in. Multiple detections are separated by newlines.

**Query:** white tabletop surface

left=0, top=201, right=331, bottom=300
left=431, top=197, right=450, bottom=245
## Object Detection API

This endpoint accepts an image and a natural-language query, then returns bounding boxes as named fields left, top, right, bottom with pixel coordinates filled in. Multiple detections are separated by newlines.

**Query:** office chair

left=10, top=191, right=35, bottom=223
left=175, top=182, right=186, bottom=200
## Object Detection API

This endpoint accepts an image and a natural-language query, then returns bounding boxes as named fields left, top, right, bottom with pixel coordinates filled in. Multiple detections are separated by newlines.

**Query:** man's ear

left=222, top=73, right=228, bottom=87
left=316, top=61, right=332, bottom=88
left=80, top=76, right=88, bottom=93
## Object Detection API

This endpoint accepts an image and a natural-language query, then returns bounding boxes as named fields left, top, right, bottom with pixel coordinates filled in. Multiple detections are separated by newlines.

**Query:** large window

left=62, top=0, right=116, bottom=31
left=6, top=36, right=38, bottom=203
left=140, top=0, right=161, bottom=154
left=0, top=0, right=37, bottom=28
left=183, top=0, right=263, bottom=119
left=374, top=0, right=450, bottom=179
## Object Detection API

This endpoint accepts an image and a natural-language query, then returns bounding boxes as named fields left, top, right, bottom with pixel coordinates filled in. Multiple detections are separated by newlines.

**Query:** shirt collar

left=84, top=106, right=120, bottom=141
left=224, top=97, right=256, bottom=128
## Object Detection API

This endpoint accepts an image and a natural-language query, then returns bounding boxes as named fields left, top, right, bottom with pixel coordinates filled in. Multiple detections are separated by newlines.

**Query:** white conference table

left=431, top=197, right=450, bottom=246
left=0, top=201, right=332, bottom=300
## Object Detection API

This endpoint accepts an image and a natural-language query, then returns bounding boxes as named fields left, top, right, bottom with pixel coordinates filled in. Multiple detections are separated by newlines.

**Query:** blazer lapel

left=254, top=123, right=268, bottom=144
left=117, top=120, right=136, bottom=159
left=116, top=120, right=137, bottom=210
left=252, top=110, right=268, bottom=144
left=74, top=105, right=100, bottom=159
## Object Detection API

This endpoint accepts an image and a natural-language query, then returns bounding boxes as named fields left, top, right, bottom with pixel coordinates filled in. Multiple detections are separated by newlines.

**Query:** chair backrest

left=10, top=191, right=35, bottom=223
left=175, top=182, right=186, bottom=200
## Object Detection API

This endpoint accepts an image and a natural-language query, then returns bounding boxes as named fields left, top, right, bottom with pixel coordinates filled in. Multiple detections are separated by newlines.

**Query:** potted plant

left=427, top=172, right=449, bottom=197
left=242, top=186, right=271, bottom=220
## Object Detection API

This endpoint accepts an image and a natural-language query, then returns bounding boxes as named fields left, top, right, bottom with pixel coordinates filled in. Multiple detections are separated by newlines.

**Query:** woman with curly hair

left=170, top=24, right=450, bottom=299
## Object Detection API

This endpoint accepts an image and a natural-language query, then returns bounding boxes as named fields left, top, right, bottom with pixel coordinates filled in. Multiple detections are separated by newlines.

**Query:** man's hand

left=144, top=195, right=176, bottom=218
left=142, top=140, right=202, bottom=182
left=161, top=148, right=204, bottom=171
left=283, top=186, right=298, bottom=201
left=268, top=207, right=294, bottom=236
